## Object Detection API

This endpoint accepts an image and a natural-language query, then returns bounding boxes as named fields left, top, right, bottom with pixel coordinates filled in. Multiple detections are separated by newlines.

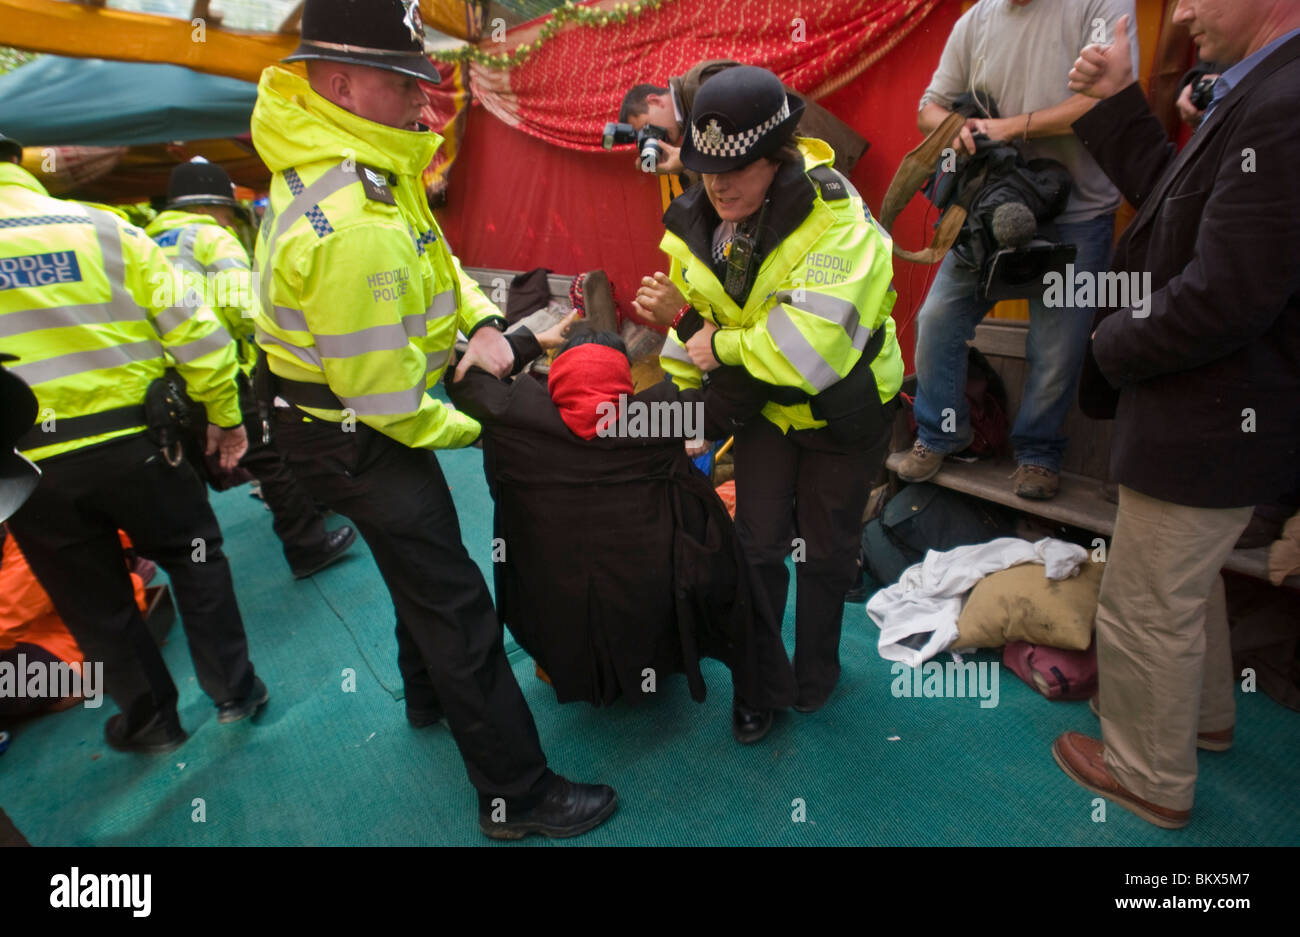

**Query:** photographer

left=634, top=66, right=903, bottom=718
left=896, top=0, right=1138, bottom=501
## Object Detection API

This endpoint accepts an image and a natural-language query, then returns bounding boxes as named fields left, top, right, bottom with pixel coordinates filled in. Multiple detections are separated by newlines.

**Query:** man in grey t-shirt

left=896, top=0, right=1138, bottom=499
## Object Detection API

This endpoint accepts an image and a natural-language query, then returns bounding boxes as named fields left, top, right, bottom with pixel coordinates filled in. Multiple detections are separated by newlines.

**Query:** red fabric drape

left=459, top=0, right=943, bottom=150
left=436, top=1, right=965, bottom=373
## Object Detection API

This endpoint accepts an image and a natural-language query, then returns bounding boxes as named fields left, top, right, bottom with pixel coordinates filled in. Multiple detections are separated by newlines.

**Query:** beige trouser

left=1094, top=486, right=1253, bottom=811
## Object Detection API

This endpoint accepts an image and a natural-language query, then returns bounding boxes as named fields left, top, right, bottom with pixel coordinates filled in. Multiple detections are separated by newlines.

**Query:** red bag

left=1003, top=639, right=1097, bottom=700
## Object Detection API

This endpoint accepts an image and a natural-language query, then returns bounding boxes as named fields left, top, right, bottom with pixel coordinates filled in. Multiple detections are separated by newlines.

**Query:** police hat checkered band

left=690, top=100, right=790, bottom=159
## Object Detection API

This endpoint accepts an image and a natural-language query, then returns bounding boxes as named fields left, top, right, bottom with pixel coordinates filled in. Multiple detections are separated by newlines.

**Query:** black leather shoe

left=479, top=776, right=618, bottom=840
left=217, top=677, right=269, bottom=725
left=290, top=526, right=357, bottom=579
left=406, top=704, right=444, bottom=728
left=105, top=712, right=187, bottom=754
left=732, top=703, right=774, bottom=744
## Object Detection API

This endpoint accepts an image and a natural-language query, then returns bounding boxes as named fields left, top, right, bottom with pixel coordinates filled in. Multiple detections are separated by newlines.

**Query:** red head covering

left=547, top=344, right=634, bottom=440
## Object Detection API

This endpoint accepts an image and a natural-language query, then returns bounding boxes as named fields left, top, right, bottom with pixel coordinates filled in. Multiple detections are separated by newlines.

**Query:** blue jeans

left=912, top=213, right=1115, bottom=473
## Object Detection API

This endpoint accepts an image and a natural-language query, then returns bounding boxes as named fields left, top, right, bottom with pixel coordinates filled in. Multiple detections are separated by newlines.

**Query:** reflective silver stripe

left=153, top=301, right=203, bottom=335
left=776, top=289, right=862, bottom=339
left=315, top=322, right=410, bottom=358
left=425, top=348, right=450, bottom=374
left=210, top=256, right=249, bottom=272
left=87, top=208, right=125, bottom=292
left=10, top=338, right=162, bottom=386
left=256, top=326, right=323, bottom=370
left=167, top=327, right=233, bottom=364
left=178, top=226, right=202, bottom=268
left=258, top=164, right=357, bottom=333
left=401, top=310, right=427, bottom=337
left=766, top=306, right=840, bottom=391
left=660, top=338, right=694, bottom=366
left=0, top=302, right=129, bottom=338
left=337, top=382, right=428, bottom=417
left=426, top=289, right=457, bottom=320
left=271, top=305, right=310, bottom=332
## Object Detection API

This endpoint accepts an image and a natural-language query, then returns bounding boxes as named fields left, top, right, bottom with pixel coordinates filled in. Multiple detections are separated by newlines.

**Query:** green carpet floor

left=2, top=425, right=1298, bottom=846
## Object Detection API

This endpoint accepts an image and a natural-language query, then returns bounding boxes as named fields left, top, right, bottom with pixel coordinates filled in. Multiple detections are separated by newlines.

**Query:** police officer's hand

left=1069, top=13, right=1135, bottom=100
left=454, top=325, right=514, bottom=382
left=686, top=321, right=720, bottom=372
left=633, top=272, right=686, bottom=326
left=207, top=423, right=248, bottom=472
left=536, top=309, right=580, bottom=351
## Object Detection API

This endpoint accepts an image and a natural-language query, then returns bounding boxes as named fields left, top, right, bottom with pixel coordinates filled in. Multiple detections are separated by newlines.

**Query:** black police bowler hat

left=285, top=0, right=441, bottom=84
left=0, top=354, right=42, bottom=523
left=0, top=132, right=23, bottom=163
left=167, top=160, right=239, bottom=210
left=680, top=66, right=803, bottom=174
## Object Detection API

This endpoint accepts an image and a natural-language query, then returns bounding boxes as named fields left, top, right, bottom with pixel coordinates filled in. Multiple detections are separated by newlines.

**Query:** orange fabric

left=0, top=532, right=147, bottom=665
left=715, top=480, right=737, bottom=519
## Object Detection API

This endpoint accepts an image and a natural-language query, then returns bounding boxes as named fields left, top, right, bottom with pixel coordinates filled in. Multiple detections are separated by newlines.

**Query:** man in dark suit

left=1053, top=3, right=1300, bottom=828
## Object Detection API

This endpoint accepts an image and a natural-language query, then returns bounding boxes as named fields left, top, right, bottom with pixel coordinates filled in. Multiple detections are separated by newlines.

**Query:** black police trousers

left=236, top=373, right=331, bottom=568
left=8, top=433, right=257, bottom=731
left=732, top=417, right=891, bottom=709
left=271, top=411, right=550, bottom=801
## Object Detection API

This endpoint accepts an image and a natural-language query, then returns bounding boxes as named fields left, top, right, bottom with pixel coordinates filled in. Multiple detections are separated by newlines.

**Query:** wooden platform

left=886, top=317, right=1299, bottom=590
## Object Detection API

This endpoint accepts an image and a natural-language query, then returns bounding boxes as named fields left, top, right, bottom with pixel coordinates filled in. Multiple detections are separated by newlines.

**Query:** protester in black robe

left=448, top=326, right=796, bottom=743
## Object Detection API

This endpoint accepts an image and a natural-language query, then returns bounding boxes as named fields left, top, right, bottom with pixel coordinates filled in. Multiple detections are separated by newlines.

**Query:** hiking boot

left=896, top=439, right=944, bottom=483
left=1013, top=463, right=1059, bottom=500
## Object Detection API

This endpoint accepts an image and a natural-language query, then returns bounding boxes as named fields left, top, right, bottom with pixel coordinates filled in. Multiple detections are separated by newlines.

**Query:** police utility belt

left=16, top=373, right=200, bottom=465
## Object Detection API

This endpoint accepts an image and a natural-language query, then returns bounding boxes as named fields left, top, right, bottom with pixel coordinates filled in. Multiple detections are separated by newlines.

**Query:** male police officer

left=251, top=0, right=616, bottom=839
left=0, top=132, right=267, bottom=754
left=147, top=161, right=356, bottom=578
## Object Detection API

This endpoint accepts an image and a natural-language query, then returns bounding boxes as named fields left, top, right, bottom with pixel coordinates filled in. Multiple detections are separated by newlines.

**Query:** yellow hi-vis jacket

left=0, top=163, right=242, bottom=461
left=146, top=209, right=256, bottom=374
left=250, top=67, right=504, bottom=450
left=659, top=138, right=903, bottom=433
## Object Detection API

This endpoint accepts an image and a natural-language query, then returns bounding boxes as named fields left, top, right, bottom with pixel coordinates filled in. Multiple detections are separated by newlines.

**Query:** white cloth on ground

left=866, top=537, right=1089, bottom=668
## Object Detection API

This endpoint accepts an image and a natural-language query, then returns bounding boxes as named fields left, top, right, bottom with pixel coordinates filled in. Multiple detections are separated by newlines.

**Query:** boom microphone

left=991, top=202, right=1037, bottom=249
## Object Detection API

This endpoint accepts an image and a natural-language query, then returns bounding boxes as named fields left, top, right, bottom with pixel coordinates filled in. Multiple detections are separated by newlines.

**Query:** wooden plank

left=973, top=322, right=1029, bottom=358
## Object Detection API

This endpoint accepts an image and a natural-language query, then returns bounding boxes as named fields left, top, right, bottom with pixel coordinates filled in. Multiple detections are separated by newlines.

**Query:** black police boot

left=217, top=677, right=269, bottom=725
left=105, top=710, right=188, bottom=754
left=289, top=526, right=357, bottom=579
left=478, top=774, right=618, bottom=841
left=405, top=700, right=444, bottom=728
left=732, top=701, right=774, bottom=744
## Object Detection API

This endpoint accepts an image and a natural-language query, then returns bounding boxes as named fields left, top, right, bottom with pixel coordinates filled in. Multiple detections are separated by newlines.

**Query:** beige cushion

left=956, top=561, right=1105, bottom=651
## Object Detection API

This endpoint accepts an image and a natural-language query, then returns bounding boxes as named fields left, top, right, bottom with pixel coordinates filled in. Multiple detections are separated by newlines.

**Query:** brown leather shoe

left=1088, top=695, right=1233, bottom=751
left=1012, top=463, right=1059, bottom=500
left=1051, top=731, right=1191, bottom=829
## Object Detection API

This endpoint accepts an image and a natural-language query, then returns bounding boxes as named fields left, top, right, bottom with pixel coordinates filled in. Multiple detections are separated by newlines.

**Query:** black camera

left=602, top=121, right=669, bottom=172
left=1190, top=75, right=1218, bottom=111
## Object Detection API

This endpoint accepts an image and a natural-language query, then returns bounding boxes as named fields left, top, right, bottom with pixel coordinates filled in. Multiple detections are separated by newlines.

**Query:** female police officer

left=635, top=65, right=903, bottom=726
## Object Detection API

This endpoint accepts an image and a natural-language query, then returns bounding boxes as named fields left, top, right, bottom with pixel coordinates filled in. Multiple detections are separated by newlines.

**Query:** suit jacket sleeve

left=1072, top=82, right=1177, bottom=209
left=1091, top=89, right=1300, bottom=384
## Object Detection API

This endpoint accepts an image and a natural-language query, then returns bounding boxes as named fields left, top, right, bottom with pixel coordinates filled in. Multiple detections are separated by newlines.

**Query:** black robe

left=447, top=337, right=795, bottom=709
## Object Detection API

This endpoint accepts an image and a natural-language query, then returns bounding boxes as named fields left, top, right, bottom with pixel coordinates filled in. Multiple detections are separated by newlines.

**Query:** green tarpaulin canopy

left=0, top=55, right=256, bottom=147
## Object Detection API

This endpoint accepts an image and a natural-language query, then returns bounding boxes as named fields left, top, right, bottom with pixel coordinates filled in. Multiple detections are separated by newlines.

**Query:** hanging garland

left=445, top=0, right=669, bottom=69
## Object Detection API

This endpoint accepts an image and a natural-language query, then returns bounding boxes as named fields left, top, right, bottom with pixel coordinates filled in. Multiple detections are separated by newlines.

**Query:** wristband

left=671, top=304, right=693, bottom=330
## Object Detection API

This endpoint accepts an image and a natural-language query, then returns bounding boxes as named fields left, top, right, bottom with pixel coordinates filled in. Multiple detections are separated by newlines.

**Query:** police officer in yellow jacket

left=636, top=67, right=903, bottom=721
left=252, top=0, right=615, bottom=840
left=147, top=161, right=356, bottom=578
left=0, top=133, right=267, bottom=754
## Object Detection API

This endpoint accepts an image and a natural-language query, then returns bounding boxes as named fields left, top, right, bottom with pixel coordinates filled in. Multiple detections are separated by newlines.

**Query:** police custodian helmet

left=0, top=131, right=23, bottom=163
left=285, top=0, right=442, bottom=84
left=680, top=65, right=804, bottom=174
left=166, top=160, right=239, bottom=211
